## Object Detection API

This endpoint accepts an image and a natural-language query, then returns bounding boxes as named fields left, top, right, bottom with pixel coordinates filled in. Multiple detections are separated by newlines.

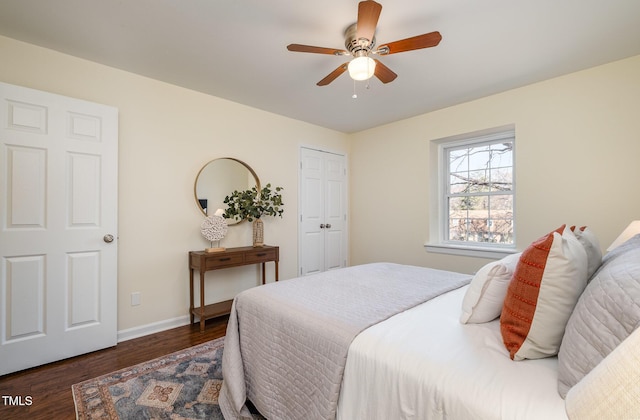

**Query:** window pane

left=467, top=195, right=488, bottom=212
left=449, top=149, right=468, bottom=172
left=448, top=196, right=469, bottom=216
left=448, top=218, right=468, bottom=241
left=468, top=217, right=490, bottom=242
left=489, top=142, right=513, bottom=167
left=490, top=167, right=512, bottom=192
left=451, top=196, right=490, bottom=212
left=488, top=219, right=513, bottom=243
left=468, top=145, right=490, bottom=171
left=489, top=194, right=513, bottom=213
left=449, top=172, right=469, bottom=194
left=468, top=170, right=490, bottom=193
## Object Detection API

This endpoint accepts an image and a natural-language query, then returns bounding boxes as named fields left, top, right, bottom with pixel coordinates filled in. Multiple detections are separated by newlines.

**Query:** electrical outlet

left=131, top=292, right=141, bottom=306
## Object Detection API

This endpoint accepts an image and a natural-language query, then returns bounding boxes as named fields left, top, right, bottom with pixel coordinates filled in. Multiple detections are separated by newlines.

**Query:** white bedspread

left=337, top=285, right=568, bottom=420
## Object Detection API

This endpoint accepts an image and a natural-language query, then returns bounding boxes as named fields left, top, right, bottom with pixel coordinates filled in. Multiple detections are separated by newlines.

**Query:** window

left=427, top=128, right=515, bottom=257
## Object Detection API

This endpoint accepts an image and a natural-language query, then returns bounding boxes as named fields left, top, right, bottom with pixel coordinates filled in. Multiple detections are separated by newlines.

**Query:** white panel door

left=0, top=82, right=118, bottom=375
left=300, top=150, right=324, bottom=275
left=299, top=147, right=347, bottom=276
left=323, top=153, right=346, bottom=271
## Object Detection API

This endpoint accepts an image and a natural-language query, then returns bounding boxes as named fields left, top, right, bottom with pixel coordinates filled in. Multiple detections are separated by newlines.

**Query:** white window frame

left=426, top=126, right=517, bottom=259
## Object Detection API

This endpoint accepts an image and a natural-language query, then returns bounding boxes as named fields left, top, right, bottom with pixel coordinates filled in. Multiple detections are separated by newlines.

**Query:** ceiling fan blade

left=287, top=44, right=348, bottom=55
left=373, top=59, right=397, bottom=84
left=317, top=63, right=349, bottom=86
left=356, top=0, right=382, bottom=45
left=377, top=31, right=442, bottom=55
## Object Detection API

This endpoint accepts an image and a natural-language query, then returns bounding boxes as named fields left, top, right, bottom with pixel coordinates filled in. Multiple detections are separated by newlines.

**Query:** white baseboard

left=117, top=315, right=191, bottom=343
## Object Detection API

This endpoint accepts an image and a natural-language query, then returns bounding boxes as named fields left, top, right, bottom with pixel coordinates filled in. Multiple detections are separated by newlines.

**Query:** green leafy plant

left=223, top=183, right=284, bottom=222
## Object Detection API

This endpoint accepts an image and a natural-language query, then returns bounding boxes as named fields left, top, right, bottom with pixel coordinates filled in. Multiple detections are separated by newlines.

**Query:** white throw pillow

left=565, top=327, right=640, bottom=419
left=460, top=252, right=521, bottom=324
left=571, top=226, right=602, bottom=279
left=501, top=225, right=588, bottom=360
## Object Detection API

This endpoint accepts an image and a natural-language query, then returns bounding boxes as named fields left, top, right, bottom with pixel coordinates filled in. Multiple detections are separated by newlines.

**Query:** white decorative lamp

left=607, top=220, right=640, bottom=251
left=348, top=55, right=376, bottom=81
left=201, top=209, right=228, bottom=253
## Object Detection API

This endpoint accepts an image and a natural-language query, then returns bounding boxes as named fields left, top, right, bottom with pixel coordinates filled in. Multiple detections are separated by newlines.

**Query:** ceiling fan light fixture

left=288, top=1, right=439, bottom=86
left=348, top=56, right=376, bottom=81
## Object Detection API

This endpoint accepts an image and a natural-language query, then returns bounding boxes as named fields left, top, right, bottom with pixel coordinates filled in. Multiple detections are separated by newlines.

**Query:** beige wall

left=0, top=36, right=349, bottom=332
left=3, top=33, right=640, bottom=335
left=350, top=54, right=640, bottom=275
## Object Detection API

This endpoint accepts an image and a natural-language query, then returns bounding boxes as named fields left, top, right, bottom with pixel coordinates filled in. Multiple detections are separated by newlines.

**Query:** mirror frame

left=193, top=157, right=260, bottom=225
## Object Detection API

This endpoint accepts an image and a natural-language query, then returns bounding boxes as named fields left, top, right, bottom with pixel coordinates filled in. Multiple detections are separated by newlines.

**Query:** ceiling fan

left=287, top=0, right=442, bottom=86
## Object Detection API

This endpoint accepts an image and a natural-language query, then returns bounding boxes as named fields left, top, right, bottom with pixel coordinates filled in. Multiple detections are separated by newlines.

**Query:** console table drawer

left=204, top=254, right=244, bottom=269
left=245, top=248, right=278, bottom=263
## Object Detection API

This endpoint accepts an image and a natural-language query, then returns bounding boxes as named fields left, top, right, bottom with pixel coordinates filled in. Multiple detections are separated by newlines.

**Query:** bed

left=219, top=228, right=640, bottom=420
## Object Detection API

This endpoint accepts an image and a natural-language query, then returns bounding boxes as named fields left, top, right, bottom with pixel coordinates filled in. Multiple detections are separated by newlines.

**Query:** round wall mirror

left=194, top=158, right=260, bottom=225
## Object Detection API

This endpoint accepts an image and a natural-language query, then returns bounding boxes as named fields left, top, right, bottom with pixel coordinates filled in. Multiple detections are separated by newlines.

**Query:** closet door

left=299, top=147, right=347, bottom=276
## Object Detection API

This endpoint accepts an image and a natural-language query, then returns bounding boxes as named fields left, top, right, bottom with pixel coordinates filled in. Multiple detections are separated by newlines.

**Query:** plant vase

left=223, top=183, right=283, bottom=247
left=253, top=218, right=264, bottom=247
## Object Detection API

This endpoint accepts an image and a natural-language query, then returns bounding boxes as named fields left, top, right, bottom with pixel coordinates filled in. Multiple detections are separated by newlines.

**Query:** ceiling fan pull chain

left=352, top=79, right=358, bottom=99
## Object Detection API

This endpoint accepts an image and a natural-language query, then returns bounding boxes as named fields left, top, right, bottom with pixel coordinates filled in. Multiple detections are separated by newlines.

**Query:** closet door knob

left=320, top=224, right=326, bottom=229
left=325, top=224, right=332, bottom=229
left=103, top=234, right=115, bottom=243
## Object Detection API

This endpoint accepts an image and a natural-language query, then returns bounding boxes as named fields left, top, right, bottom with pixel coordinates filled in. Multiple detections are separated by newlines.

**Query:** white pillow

left=460, top=252, right=521, bottom=324
left=565, top=327, right=640, bottom=419
left=571, top=226, right=602, bottom=279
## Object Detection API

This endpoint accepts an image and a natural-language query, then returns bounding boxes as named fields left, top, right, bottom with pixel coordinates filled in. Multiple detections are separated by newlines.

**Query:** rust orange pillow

left=500, top=225, right=588, bottom=360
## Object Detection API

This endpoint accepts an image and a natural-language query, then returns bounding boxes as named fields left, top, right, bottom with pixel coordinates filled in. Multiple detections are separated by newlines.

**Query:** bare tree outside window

left=446, top=139, right=514, bottom=245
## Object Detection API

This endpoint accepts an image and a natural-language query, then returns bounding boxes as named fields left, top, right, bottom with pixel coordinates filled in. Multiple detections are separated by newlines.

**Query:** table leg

left=275, top=261, right=279, bottom=281
left=200, top=270, right=205, bottom=332
left=261, top=262, right=266, bottom=285
left=189, top=267, right=194, bottom=324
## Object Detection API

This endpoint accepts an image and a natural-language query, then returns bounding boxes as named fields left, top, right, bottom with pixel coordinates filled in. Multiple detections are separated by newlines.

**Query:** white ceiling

left=1, top=0, right=639, bottom=133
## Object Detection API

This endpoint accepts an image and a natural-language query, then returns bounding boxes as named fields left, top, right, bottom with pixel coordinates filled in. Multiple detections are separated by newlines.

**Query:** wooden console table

left=189, top=245, right=279, bottom=332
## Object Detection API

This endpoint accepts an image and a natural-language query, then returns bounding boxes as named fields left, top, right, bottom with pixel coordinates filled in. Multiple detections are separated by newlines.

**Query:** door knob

left=325, top=224, right=332, bottom=229
left=320, top=224, right=326, bottom=229
left=103, top=234, right=115, bottom=243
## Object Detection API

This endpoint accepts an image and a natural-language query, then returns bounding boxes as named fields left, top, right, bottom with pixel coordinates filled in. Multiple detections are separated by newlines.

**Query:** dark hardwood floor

left=0, top=316, right=228, bottom=420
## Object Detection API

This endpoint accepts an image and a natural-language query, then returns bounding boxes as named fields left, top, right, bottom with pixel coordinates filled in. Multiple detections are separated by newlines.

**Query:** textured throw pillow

left=557, top=234, right=640, bottom=398
left=500, top=225, right=588, bottom=360
left=460, top=252, right=521, bottom=324
left=571, top=226, right=602, bottom=279
left=564, top=326, right=640, bottom=419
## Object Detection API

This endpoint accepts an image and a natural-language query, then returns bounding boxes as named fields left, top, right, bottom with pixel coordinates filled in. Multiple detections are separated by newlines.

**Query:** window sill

left=424, top=243, right=518, bottom=259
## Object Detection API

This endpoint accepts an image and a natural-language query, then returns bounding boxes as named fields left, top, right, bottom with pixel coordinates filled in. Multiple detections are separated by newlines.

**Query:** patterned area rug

left=72, top=337, right=262, bottom=419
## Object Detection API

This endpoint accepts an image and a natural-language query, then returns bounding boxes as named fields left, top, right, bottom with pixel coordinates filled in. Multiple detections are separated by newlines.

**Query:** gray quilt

left=219, top=262, right=471, bottom=420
